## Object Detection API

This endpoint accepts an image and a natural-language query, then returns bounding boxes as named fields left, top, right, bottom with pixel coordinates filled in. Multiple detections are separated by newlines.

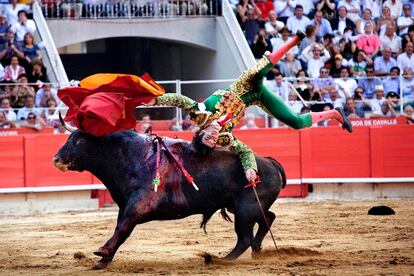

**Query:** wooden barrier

left=0, top=125, right=413, bottom=205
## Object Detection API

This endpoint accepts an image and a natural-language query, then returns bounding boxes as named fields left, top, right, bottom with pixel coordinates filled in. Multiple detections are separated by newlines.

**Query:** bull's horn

left=59, top=111, right=78, bottom=133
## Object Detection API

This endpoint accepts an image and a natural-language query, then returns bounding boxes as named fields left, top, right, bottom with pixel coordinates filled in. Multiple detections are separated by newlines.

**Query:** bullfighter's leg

left=223, top=205, right=256, bottom=260
left=251, top=211, right=276, bottom=257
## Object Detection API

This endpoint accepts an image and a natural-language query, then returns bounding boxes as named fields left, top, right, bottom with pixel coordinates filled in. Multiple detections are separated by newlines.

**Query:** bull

left=53, top=122, right=286, bottom=269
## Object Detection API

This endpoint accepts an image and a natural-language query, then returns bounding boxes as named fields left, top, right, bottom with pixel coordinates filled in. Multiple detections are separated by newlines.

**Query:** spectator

left=376, top=6, right=396, bottom=37
left=0, top=31, right=23, bottom=66
left=383, top=66, right=401, bottom=93
left=0, top=110, right=15, bottom=128
left=380, top=24, right=403, bottom=56
left=10, top=10, right=36, bottom=42
left=293, top=69, right=312, bottom=101
left=264, top=10, right=284, bottom=38
left=353, top=86, right=372, bottom=116
left=0, top=98, right=16, bottom=121
left=330, top=53, right=348, bottom=78
left=402, top=67, right=414, bottom=103
left=4, top=55, right=25, bottom=81
left=370, top=84, right=386, bottom=112
left=355, top=21, right=381, bottom=57
left=20, top=112, right=46, bottom=131
left=139, top=114, right=152, bottom=133
left=43, top=98, right=58, bottom=122
left=266, top=73, right=290, bottom=101
left=335, top=66, right=358, bottom=97
left=255, top=0, right=274, bottom=24
left=236, top=0, right=251, bottom=28
left=397, top=42, right=414, bottom=71
left=349, top=49, right=373, bottom=77
left=386, top=91, right=401, bottom=113
left=374, top=47, right=397, bottom=76
left=344, top=97, right=362, bottom=118
left=270, top=27, right=299, bottom=56
left=302, top=43, right=331, bottom=78
left=370, top=100, right=398, bottom=117
left=286, top=90, right=304, bottom=113
left=325, top=87, right=345, bottom=108
left=298, top=25, right=316, bottom=55
left=243, top=8, right=260, bottom=47
left=16, top=95, right=40, bottom=120
left=278, top=52, right=302, bottom=78
left=337, top=0, right=361, bottom=23
left=252, top=28, right=272, bottom=59
left=274, top=0, right=295, bottom=23
left=27, top=59, right=48, bottom=85
left=286, top=4, right=311, bottom=34
left=401, top=104, right=414, bottom=124
left=383, top=0, right=403, bottom=19
left=356, top=8, right=375, bottom=35
left=3, top=0, right=30, bottom=27
left=311, top=10, right=333, bottom=40
left=0, top=12, right=9, bottom=44
left=35, top=83, right=59, bottom=107
left=358, top=64, right=382, bottom=99
left=312, top=67, right=335, bottom=99
left=9, top=73, right=34, bottom=108
left=240, top=113, right=258, bottom=129
left=295, top=0, right=316, bottom=16
left=17, top=33, right=42, bottom=69
left=330, top=6, right=356, bottom=37
left=337, top=26, right=357, bottom=61
left=0, top=80, right=14, bottom=100
left=316, top=0, right=336, bottom=20
left=362, top=0, right=381, bottom=19
left=402, top=25, right=414, bottom=49
left=398, top=4, right=414, bottom=36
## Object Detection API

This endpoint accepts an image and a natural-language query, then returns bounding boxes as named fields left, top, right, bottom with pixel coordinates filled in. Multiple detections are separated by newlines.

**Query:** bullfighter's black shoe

left=335, top=107, right=353, bottom=133
left=296, top=30, right=306, bottom=41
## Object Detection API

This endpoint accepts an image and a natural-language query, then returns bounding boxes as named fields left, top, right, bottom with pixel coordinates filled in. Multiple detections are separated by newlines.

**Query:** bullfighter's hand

left=245, top=168, right=257, bottom=183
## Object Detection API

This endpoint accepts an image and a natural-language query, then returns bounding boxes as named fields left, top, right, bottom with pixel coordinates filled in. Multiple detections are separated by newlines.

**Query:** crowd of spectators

left=0, top=0, right=59, bottom=131
left=236, top=0, right=414, bottom=123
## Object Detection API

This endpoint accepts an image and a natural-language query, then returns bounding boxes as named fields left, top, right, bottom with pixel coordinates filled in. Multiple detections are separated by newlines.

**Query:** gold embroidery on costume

left=228, top=56, right=271, bottom=96
left=216, top=132, right=235, bottom=147
left=190, top=111, right=212, bottom=128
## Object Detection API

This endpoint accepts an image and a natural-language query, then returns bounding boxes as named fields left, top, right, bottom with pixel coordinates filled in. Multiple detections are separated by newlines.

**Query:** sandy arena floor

left=0, top=199, right=413, bottom=275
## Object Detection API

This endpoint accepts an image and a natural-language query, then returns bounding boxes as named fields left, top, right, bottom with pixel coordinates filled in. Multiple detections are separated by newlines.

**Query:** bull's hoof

left=251, top=249, right=262, bottom=259
left=93, top=259, right=111, bottom=270
left=94, top=246, right=111, bottom=257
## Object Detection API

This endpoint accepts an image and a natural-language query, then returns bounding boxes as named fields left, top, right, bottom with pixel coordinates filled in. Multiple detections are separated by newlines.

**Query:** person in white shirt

left=397, top=42, right=414, bottom=71
left=3, top=0, right=29, bottom=27
left=270, top=27, right=299, bottom=56
left=335, top=66, right=358, bottom=97
left=295, top=0, right=318, bottom=16
left=362, top=0, right=381, bottom=19
left=11, top=10, right=36, bottom=42
left=380, top=24, right=402, bottom=54
left=369, top=84, right=386, bottom=113
left=286, top=4, right=311, bottom=34
left=16, top=95, right=40, bottom=120
left=397, top=4, right=414, bottom=36
left=383, top=0, right=403, bottom=19
left=274, top=0, right=296, bottom=19
left=264, top=10, right=284, bottom=37
left=0, top=98, right=16, bottom=121
left=337, top=0, right=361, bottom=22
left=301, top=43, right=331, bottom=78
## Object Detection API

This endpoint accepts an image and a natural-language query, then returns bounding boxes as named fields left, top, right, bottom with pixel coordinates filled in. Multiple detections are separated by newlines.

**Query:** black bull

left=53, top=130, right=286, bottom=268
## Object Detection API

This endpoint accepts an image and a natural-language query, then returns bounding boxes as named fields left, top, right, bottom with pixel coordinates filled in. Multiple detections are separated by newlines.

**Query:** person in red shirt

left=356, top=21, right=382, bottom=57
left=255, top=0, right=274, bottom=23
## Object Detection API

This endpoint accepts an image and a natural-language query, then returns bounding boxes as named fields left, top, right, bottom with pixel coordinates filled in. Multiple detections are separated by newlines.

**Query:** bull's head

left=53, top=113, right=100, bottom=172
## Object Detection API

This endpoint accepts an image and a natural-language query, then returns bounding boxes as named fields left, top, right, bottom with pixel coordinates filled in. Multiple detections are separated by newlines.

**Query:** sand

left=0, top=199, right=413, bottom=275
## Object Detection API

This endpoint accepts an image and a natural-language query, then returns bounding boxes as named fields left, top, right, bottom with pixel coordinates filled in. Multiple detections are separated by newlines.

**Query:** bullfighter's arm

left=231, top=139, right=258, bottom=173
left=155, top=93, right=197, bottom=110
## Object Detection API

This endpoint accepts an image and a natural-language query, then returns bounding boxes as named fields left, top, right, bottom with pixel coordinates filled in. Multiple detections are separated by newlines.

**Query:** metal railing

left=0, top=74, right=413, bottom=129
left=39, top=0, right=221, bottom=19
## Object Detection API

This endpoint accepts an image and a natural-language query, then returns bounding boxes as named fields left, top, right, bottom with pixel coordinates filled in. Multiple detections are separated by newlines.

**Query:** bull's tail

left=265, top=156, right=287, bottom=189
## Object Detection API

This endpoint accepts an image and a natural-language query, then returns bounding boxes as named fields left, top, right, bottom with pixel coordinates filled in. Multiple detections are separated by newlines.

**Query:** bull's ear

left=59, top=111, right=78, bottom=133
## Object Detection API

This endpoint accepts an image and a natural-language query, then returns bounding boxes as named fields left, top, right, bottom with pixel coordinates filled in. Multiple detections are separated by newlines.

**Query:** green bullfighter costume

left=155, top=33, right=351, bottom=175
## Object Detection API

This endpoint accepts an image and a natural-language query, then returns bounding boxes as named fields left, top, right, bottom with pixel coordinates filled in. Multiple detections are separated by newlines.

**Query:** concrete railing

left=32, top=1, right=69, bottom=85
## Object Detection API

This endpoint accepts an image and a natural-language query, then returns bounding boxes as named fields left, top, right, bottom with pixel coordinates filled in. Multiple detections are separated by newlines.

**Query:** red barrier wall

left=1, top=125, right=413, bottom=203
